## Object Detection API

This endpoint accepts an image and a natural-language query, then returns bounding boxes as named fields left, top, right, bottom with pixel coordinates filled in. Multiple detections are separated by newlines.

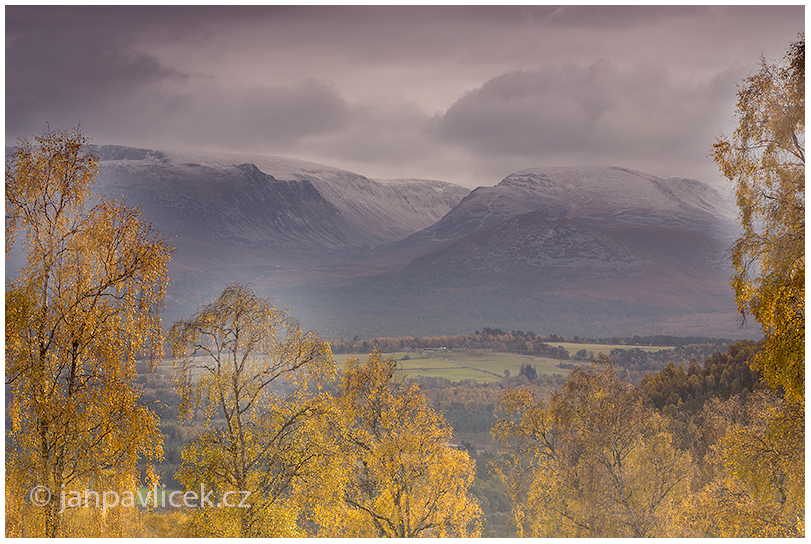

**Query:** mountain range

left=27, top=146, right=751, bottom=339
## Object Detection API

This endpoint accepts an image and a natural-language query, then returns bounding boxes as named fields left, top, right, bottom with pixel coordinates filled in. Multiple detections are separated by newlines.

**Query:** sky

left=5, top=5, right=805, bottom=189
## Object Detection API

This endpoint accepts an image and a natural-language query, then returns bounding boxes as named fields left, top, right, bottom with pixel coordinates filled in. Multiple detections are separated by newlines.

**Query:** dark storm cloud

left=5, top=6, right=352, bottom=150
left=6, top=39, right=185, bottom=134
left=5, top=5, right=804, bottom=187
left=6, top=6, right=188, bottom=140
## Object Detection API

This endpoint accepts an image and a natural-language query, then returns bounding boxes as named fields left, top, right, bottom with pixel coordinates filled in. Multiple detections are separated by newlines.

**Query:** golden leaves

left=493, top=362, right=693, bottom=537
left=328, top=351, right=482, bottom=538
left=5, top=127, right=171, bottom=537
left=710, top=40, right=805, bottom=531
left=713, top=35, right=804, bottom=404
left=680, top=392, right=804, bottom=537
left=170, top=283, right=336, bottom=537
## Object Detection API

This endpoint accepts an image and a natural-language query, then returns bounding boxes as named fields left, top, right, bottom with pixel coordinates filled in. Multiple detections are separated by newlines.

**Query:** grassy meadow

left=331, top=345, right=666, bottom=383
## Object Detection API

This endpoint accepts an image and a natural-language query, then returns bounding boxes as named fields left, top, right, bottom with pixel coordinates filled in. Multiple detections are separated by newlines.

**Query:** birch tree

left=319, top=351, right=482, bottom=537
left=493, top=362, right=691, bottom=537
left=713, top=35, right=804, bottom=403
left=5, top=127, right=171, bottom=537
left=170, top=283, right=334, bottom=536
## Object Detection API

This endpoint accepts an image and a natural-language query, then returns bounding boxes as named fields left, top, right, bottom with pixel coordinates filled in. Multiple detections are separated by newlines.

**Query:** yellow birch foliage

left=681, top=392, right=804, bottom=537
left=713, top=35, right=804, bottom=404
left=5, top=128, right=171, bottom=537
left=698, top=35, right=805, bottom=539
left=169, top=283, right=335, bottom=537
left=493, top=362, right=692, bottom=537
left=318, top=351, right=482, bottom=537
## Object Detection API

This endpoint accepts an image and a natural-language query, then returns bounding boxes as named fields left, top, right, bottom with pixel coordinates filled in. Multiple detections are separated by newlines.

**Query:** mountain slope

left=273, top=167, right=742, bottom=338
left=41, top=149, right=744, bottom=338
left=98, top=159, right=358, bottom=255
left=284, top=207, right=740, bottom=339
left=407, top=210, right=645, bottom=281
left=402, top=166, right=735, bottom=248
left=96, top=146, right=469, bottom=246
left=87, top=145, right=470, bottom=316
left=93, top=145, right=469, bottom=260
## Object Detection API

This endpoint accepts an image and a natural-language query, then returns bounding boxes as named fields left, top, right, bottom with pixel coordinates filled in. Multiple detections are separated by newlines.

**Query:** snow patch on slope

left=93, top=146, right=470, bottom=246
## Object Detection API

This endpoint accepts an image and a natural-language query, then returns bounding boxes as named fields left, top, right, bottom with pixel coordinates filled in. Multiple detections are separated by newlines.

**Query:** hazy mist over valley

left=58, top=146, right=746, bottom=340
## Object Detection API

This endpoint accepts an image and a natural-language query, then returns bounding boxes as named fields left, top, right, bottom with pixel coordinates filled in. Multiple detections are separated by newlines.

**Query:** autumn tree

left=5, top=127, right=172, bottom=537
left=698, top=35, right=805, bottom=538
left=681, top=391, right=804, bottom=537
left=314, top=351, right=482, bottom=537
left=493, top=361, right=692, bottom=537
left=169, top=282, right=335, bottom=537
left=713, top=34, right=804, bottom=403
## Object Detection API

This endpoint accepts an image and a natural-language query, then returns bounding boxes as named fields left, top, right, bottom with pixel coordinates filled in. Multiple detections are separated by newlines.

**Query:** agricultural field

left=334, top=349, right=572, bottom=383
left=156, top=339, right=676, bottom=386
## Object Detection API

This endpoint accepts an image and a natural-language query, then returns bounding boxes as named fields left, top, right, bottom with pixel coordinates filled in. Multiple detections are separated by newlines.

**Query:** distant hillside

left=86, top=145, right=470, bottom=317
left=268, top=167, right=745, bottom=339
left=94, top=145, right=470, bottom=253
left=400, top=166, right=735, bottom=247
left=12, top=146, right=748, bottom=339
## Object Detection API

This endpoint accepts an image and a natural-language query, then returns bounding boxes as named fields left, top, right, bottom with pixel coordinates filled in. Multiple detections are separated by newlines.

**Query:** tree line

left=331, top=329, right=574, bottom=359
left=331, top=331, right=729, bottom=382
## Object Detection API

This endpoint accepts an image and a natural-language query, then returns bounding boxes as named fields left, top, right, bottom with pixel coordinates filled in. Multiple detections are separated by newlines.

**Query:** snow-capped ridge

left=91, top=145, right=470, bottom=256
left=404, top=165, right=734, bottom=249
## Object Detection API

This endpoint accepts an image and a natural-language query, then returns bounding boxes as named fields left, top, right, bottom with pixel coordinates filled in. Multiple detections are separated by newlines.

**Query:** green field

left=334, top=341, right=674, bottom=383
left=335, top=349, right=571, bottom=383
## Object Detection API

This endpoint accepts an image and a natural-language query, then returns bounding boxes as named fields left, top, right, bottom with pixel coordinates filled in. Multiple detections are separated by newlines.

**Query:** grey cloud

left=310, top=100, right=437, bottom=167
left=534, top=5, right=707, bottom=28
left=5, top=6, right=353, bottom=152
left=208, top=79, right=351, bottom=148
left=434, top=64, right=621, bottom=155
left=6, top=12, right=187, bottom=139
left=95, top=78, right=354, bottom=154
left=6, top=5, right=802, bottom=189
left=432, top=61, right=738, bottom=176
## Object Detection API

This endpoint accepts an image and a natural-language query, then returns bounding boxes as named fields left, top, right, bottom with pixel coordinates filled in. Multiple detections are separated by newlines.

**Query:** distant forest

left=331, top=328, right=732, bottom=353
